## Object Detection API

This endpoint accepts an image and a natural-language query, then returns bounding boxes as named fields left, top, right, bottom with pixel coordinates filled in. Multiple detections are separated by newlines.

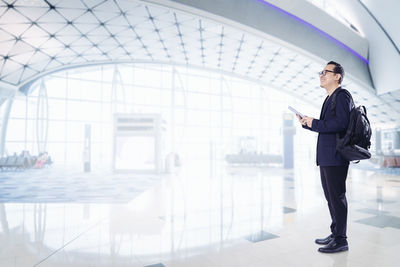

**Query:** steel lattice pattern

left=0, top=0, right=399, bottom=124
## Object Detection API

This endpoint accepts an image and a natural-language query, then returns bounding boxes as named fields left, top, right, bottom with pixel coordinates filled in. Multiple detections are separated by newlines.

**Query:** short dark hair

left=327, top=61, right=344, bottom=84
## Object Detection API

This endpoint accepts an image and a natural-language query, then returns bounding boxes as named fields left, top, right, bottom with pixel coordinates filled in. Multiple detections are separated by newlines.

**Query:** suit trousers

left=320, top=165, right=349, bottom=240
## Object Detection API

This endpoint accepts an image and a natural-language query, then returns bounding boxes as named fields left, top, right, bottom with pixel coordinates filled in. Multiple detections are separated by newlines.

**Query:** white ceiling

left=0, top=0, right=399, bottom=125
left=361, top=0, right=400, bottom=51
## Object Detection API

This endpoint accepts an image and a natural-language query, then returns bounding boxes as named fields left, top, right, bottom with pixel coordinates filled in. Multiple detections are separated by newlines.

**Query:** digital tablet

left=288, top=106, right=304, bottom=118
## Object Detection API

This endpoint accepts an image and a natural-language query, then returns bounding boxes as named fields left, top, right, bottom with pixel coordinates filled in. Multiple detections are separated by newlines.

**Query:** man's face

left=319, top=64, right=340, bottom=89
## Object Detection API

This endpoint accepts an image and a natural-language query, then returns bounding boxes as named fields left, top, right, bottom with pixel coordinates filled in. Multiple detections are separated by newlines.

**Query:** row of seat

left=0, top=155, right=27, bottom=170
left=0, top=152, right=52, bottom=171
left=381, top=156, right=400, bottom=168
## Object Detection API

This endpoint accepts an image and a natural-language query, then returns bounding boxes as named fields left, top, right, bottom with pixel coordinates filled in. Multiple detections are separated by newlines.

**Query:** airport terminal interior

left=0, top=0, right=400, bottom=266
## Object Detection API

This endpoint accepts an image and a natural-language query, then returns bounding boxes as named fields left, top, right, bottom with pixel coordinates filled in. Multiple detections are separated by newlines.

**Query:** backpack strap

left=330, top=88, right=354, bottom=117
left=331, top=88, right=356, bottom=162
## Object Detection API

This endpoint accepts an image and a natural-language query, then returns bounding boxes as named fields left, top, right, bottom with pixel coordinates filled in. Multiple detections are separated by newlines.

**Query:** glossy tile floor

left=1, top=161, right=400, bottom=267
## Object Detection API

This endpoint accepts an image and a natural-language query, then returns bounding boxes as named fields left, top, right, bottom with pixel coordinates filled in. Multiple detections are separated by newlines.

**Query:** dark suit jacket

left=303, top=87, right=352, bottom=166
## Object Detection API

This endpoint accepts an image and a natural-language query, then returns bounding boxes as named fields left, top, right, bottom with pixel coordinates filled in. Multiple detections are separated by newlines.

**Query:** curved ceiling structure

left=0, top=0, right=399, bottom=124
left=333, top=0, right=400, bottom=95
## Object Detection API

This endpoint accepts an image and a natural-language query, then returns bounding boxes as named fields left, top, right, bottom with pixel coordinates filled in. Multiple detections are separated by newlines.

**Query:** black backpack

left=331, top=89, right=372, bottom=162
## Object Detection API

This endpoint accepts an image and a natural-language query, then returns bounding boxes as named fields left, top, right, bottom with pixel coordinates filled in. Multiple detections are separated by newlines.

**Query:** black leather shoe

left=318, top=239, right=348, bottom=253
left=315, top=234, right=333, bottom=245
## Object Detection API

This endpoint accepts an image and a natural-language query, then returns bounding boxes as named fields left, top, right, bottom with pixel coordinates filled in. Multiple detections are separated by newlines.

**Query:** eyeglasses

left=318, top=70, right=336, bottom=76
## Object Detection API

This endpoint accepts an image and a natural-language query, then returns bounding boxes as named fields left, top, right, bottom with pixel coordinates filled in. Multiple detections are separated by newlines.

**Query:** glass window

left=48, top=99, right=66, bottom=120
left=9, top=97, right=26, bottom=119
left=46, top=78, right=66, bottom=98
left=47, top=121, right=66, bottom=142
left=65, top=121, right=84, bottom=143
left=5, top=63, right=317, bottom=166
left=81, top=80, right=102, bottom=102
left=67, top=79, right=83, bottom=100
left=6, top=119, right=26, bottom=141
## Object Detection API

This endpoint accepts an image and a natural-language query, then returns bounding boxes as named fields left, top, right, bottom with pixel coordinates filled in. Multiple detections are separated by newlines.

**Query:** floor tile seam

left=32, top=215, right=109, bottom=266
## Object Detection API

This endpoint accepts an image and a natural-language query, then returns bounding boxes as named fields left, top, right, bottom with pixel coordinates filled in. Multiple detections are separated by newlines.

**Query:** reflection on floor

left=0, top=165, right=162, bottom=203
left=0, top=162, right=400, bottom=266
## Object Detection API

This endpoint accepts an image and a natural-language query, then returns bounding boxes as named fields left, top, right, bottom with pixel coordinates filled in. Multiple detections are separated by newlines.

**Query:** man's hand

left=300, top=116, right=314, bottom=128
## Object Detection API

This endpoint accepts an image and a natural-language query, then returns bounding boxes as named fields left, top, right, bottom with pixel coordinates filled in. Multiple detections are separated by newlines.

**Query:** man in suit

left=298, top=61, right=352, bottom=253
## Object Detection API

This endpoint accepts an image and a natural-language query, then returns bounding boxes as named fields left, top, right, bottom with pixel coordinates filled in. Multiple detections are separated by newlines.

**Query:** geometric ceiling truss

left=0, top=0, right=399, bottom=125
